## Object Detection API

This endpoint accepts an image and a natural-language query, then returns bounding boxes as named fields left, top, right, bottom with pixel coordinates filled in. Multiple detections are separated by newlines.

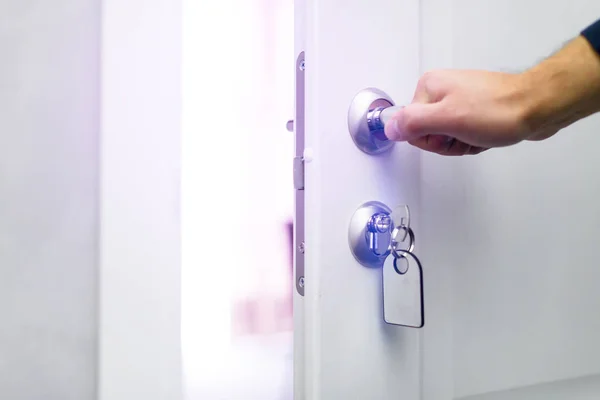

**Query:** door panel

left=298, top=0, right=600, bottom=399
left=298, top=0, right=421, bottom=398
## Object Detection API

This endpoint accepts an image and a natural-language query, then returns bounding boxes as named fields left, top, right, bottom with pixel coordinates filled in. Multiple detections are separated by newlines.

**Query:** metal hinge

left=294, top=51, right=305, bottom=296
left=293, top=156, right=304, bottom=190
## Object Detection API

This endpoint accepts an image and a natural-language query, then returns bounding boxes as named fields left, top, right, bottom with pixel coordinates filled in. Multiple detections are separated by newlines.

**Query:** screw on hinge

left=298, top=241, right=305, bottom=254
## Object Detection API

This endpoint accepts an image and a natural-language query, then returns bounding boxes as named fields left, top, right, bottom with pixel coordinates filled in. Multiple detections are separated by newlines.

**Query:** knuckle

left=420, top=70, right=438, bottom=83
left=417, top=70, right=446, bottom=101
left=417, top=71, right=436, bottom=91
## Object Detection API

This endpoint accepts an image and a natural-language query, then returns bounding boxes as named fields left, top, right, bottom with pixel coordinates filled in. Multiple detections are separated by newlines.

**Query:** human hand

left=385, top=37, right=600, bottom=156
left=384, top=70, right=534, bottom=155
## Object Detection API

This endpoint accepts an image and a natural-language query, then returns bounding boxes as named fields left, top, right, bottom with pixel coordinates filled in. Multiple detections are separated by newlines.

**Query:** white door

left=294, top=1, right=600, bottom=399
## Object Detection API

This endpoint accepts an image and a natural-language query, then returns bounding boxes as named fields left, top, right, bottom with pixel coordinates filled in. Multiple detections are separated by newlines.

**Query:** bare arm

left=384, top=22, right=600, bottom=156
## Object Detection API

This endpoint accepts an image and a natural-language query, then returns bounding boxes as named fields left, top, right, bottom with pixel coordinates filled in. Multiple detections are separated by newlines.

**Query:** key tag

left=383, top=225, right=424, bottom=328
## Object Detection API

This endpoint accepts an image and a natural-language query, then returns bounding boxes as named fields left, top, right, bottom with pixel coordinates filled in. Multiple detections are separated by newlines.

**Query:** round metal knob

left=347, top=88, right=402, bottom=155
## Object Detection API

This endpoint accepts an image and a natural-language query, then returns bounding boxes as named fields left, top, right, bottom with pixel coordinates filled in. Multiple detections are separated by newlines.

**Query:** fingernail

left=385, top=116, right=405, bottom=141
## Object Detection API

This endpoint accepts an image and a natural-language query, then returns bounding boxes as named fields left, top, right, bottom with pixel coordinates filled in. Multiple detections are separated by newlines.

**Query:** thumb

left=384, top=102, right=450, bottom=142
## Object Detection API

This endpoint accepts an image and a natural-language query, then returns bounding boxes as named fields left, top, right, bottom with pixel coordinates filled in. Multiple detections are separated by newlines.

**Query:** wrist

left=519, top=36, right=600, bottom=138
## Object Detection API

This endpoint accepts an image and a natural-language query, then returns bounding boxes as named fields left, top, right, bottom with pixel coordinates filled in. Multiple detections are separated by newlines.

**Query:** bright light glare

left=181, top=0, right=245, bottom=387
left=182, top=0, right=294, bottom=398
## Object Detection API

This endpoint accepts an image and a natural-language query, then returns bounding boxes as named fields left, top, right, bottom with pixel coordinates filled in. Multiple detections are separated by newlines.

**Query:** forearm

left=522, top=24, right=600, bottom=135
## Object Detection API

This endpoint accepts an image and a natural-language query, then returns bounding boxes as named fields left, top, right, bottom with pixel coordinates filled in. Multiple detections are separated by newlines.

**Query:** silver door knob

left=349, top=201, right=412, bottom=268
left=348, top=88, right=402, bottom=155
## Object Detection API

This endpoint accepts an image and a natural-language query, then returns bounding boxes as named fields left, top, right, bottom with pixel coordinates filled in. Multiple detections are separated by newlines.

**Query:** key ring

left=391, top=225, right=415, bottom=259
left=392, top=248, right=422, bottom=275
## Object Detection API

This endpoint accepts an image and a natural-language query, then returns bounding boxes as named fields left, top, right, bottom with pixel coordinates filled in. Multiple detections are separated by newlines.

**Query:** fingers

left=384, top=102, right=455, bottom=142
left=383, top=76, right=487, bottom=156
left=408, top=135, right=488, bottom=156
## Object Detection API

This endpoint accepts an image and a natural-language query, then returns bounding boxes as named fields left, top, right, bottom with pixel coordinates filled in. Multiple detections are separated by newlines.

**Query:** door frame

left=99, top=0, right=183, bottom=399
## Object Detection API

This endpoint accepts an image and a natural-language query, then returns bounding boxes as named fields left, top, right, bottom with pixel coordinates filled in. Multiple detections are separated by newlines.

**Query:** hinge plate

left=293, top=156, right=304, bottom=190
left=294, top=51, right=305, bottom=296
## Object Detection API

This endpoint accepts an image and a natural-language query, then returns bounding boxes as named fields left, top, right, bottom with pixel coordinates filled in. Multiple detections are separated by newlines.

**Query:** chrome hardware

left=293, top=156, right=304, bottom=190
left=349, top=201, right=414, bottom=268
left=367, top=212, right=393, bottom=257
left=294, top=52, right=306, bottom=296
left=350, top=201, right=424, bottom=328
left=348, top=88, right=402, bottom=155
left=349, top=201, right=393, bottom=268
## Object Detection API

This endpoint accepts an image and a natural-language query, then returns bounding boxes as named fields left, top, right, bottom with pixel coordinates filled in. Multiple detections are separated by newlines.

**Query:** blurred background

left=181, top=0, right=295, bottom=399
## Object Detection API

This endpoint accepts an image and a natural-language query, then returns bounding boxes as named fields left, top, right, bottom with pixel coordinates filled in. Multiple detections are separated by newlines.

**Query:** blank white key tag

left=383, top=251, right=424, bottom=328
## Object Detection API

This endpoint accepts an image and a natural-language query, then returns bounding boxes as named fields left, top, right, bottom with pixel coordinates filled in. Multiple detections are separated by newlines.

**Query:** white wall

left=0, top=1, right=183, bottom=399
left=420, top=1, right=600, bottom=398
left=0, top=1, right=100, bottom=399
